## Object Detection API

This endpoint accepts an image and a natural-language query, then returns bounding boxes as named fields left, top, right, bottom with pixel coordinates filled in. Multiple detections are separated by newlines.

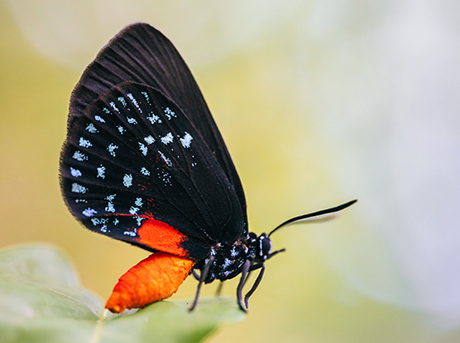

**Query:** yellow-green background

left=1, top=1, right=459, bottom=342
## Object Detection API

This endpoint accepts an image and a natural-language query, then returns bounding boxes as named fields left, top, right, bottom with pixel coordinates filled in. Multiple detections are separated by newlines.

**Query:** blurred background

left=1, top=0, right=459, bottom=342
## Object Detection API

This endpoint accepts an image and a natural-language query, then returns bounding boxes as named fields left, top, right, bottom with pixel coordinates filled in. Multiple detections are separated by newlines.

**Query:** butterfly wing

left=60, top=82, right=244, bottom=260
left=69, top=22, right=247, bottom=233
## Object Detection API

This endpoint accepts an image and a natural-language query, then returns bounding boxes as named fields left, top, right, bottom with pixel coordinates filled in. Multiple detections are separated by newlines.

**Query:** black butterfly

left=60, top=22, right=356, bottom=313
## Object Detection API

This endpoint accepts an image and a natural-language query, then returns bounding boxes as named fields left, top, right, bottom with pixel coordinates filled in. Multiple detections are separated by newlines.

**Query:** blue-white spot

left=85, top=123, right=98, bottom=133
left=140, top=167, right=150, bottom=176
left=70, top=167, right=82, bottom=178
left=71, top=183, right=87, bottom=194
left=109, top=102, right=120, bottom=113
left=94, top=115, right=105, bottom=123
left=127, top=117, right=138, bottom=125
left=82, top=208, right=97, bottom=217
left=161, top=132, right=174, bottom=145
left=124, top=230, right=136, bottom=237
left=223, top=258, right=232, bottom=269
left=107, top=143, right=118, bottom=157
left=127, top=93, right=142, bottom=113
left=129, top=206, right=139, bottom=215
left=134, top=216, right=146, bottom=226
left=75, top=199, right=87, bottom=203
left=97, top=165, right=106, bottom=179
left=102, top=107, right=111, bottom=114
left=105, top=201, right=115, bottom=213
left=158, top=169, right=172, bottom=186
left=79, top=137, right=92, bottom=148
left=118, top=97, right=127, bottom=107
left=180, top=132, right=193, bottom=148
left=105, top=195, right=116, bottom=213
left=164, top=107, right=176, bottom=120
left=113, top=218, right=119, bottom=226
left=72, top=150, right=88, bottom=161
left=91, top=217, right=108, bottom=226
left=158, top=151, right=172, bottom=167
left=105, top=194, right=116, bottom=201
left=147, top=112, right=161, bottom=124
left=144, top=135, right=155, bottom=145
left=139, top=142, right=148, bottom=156
left=135, top=197, right=143, bottom=207
left=141, top=91, right=151, bottom=105
left=117, top=125, right=125, bottom=134
left=123, top=174, right=133, bottom=188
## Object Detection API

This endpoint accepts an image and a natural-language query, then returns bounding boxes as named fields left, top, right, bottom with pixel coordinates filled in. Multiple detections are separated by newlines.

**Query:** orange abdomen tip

left=105, top=252, right=195, bottom=313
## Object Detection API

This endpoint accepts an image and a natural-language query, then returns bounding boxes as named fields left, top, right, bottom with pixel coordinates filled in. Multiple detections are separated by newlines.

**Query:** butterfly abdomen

left=106, top=252, right=195, bottom=313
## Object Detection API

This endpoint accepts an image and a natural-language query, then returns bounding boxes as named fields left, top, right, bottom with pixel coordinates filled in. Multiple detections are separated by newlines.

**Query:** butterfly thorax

left=193, top=232, right=272, bottom=283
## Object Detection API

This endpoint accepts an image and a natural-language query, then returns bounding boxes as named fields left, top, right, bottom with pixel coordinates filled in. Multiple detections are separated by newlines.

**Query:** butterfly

left=59, top=22, right=356, bottom=313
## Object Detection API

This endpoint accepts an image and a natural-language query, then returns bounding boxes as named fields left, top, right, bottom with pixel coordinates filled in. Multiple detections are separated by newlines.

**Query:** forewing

left=60, top=82, right=244, bottom=259
left=69, top=23, right=247, bottom=233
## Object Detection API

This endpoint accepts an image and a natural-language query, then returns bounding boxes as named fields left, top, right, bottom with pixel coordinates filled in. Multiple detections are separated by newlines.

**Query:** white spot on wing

left=72, top=151, right=88, bottom=161
left=79, top=137, right=92, bottom=148
left=164, top=107, right=176, bottom=120
left=105, top=194, right=116, bottom=213
left=161, top=132, right=174, bottom=145
left=118, top=97, right=127, bottom=107
left=127, top=93, right=142, bottom=113
left=94, top=115, right=105, bottom=123
left=158, top=169, right=172, bottom=186
left=107, top=143, right=118, bottom=157
left=140, top=167, right=150, bottom=176
left=117, top=125, right=125, bottom=134
left=105, top=202, right=115, bottom=213
left=144, top=135, right=155, bottom=145
left=123, top=174, right=133, bottom=188
left=141, top=91, right=151, bottom=105
left=85, top=123, right=98, bottom=133
left=97, top=165, right=105, bottom=179
left=139, top=142, right=148, bottom=156
left=158, top=151, right=172, bottom=167
left=70, top=167, right=82, bottom=178
left=147, top=112, right=160, bottom=124
left=71, top=183, right=87, bottom=194
left=180, top=132, right=193, bottom=148
left=109, top=102, right=120, bottom=113
left=82, top=208, right=97, bottom=217
left=134, top=216, right=146, bottom=226
left=127, top=117, right=138, bottom=125
left=135, top=198, right=143, bottom=207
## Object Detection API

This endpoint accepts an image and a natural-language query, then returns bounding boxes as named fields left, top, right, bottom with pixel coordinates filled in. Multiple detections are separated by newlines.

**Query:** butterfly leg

left=236, top=259, right=251, bottom=312
left=191, top=269, right=200, bottom=281
left=189, top=255, right=215, bottom=311
left=244, top=264, right=265, bottom=308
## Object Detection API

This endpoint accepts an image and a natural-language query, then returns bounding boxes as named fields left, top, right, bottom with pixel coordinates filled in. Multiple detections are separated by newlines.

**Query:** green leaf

left=0, top=244, right=245, bottom=343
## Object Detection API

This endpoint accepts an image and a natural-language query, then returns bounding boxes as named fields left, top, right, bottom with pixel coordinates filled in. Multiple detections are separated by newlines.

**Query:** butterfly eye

left=258, top=233, right=272, bottom=258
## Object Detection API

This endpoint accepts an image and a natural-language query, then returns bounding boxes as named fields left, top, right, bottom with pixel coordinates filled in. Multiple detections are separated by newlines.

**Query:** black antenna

left=268, top=199, right=358, bottom=237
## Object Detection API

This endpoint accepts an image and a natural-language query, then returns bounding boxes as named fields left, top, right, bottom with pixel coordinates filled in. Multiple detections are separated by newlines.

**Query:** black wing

left=69, top=22, right=247, bottom=233
left=60, top=82, right=244, bottom=260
